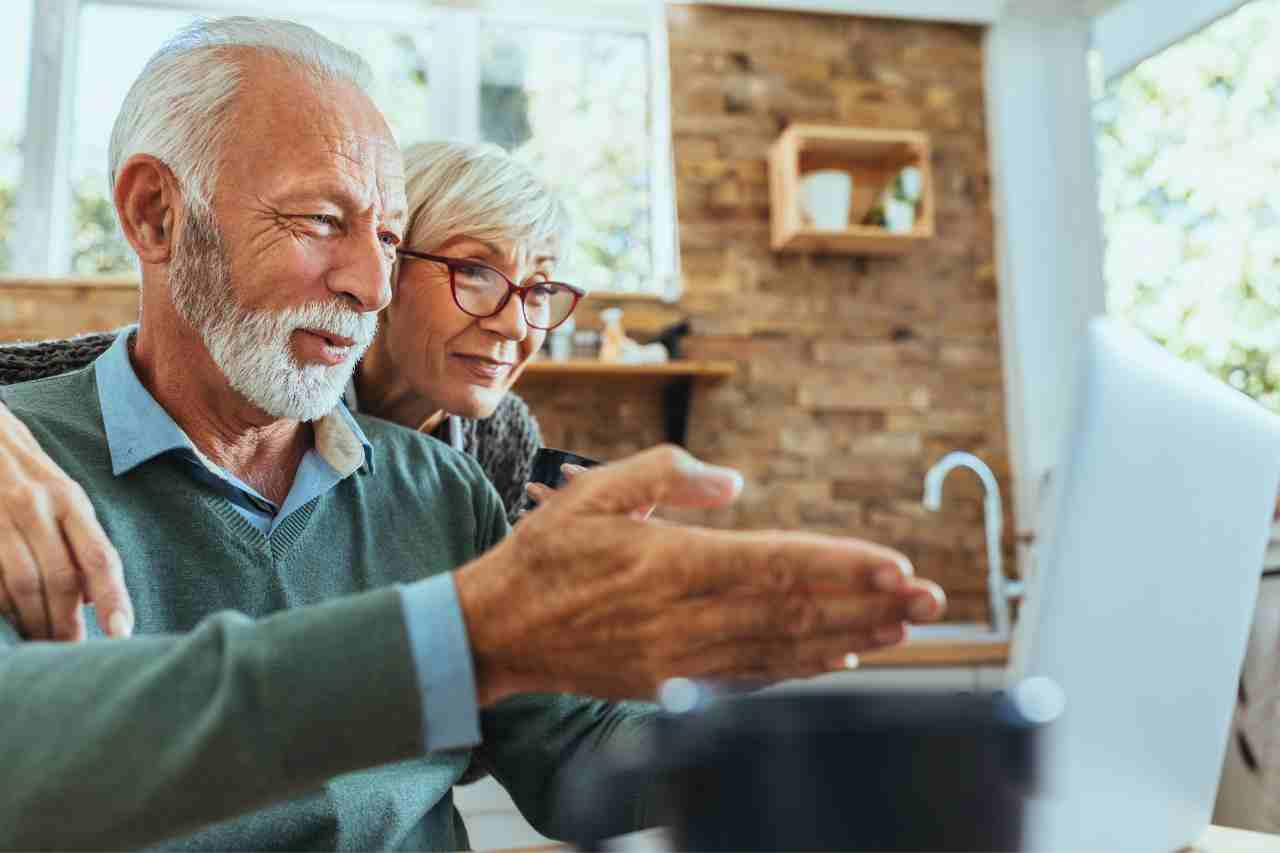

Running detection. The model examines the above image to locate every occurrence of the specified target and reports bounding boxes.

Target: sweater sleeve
[0,587,424,850]
[474,692,662,841]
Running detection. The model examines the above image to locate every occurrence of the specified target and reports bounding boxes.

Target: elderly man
[0,17,945,850]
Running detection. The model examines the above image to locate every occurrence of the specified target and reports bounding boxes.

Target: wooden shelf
[769,124,934,255]
[521,360,736,382]
[519,360,736,446]
[779,225,933,255]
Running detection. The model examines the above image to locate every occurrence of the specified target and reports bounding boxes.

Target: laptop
[1008,318,1280,850]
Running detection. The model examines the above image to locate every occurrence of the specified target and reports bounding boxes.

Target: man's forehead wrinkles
[377,172,407,222]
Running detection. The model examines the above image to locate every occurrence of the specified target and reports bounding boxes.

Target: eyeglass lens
[453,264,577,329]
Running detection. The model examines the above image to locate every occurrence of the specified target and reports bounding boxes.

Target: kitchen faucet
[922,451,1023,636]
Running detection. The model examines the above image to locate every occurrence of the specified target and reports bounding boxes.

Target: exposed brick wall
[523,6,1009,625]
[0,6,1009,624]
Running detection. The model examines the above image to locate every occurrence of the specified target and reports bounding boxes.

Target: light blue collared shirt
[94,328,480,750]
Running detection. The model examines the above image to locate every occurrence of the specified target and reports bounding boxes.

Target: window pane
[72,4,207,276]
[480,24,652,294]
[1096,0,1280,412]
[321,25,433,148]
[0,0,34,273]
[70,4,432,276]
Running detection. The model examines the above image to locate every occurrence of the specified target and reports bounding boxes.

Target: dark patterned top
[0,331,541,525]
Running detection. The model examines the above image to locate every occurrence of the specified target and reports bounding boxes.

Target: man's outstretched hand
[455,445,946,705]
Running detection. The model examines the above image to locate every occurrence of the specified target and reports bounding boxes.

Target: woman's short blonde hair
[400,141,573,267]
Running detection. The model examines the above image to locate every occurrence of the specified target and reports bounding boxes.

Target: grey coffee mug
[527,447,601,489]
[520,447,601,515]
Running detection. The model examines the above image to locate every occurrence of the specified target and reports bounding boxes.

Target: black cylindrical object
[561,685,1058,852]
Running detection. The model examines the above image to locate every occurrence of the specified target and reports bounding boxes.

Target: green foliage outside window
[71,176,135,276]
[1096,0,1280,411]
[480,27,653,294]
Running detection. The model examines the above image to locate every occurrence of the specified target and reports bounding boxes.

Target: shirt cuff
[398,574,482,751]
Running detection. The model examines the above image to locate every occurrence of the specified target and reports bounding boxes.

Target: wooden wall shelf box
[768,124,934,255]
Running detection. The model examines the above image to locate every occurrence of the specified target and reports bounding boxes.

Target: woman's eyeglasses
[396,249,584,331]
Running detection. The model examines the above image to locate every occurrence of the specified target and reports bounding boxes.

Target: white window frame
[11,0,679,299]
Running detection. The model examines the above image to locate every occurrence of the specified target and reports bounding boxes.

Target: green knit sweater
[0,365,654,850]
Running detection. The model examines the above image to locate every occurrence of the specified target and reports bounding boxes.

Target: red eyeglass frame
[396,248,585,331]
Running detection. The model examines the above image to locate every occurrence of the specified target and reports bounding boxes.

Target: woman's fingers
[63,511,131,637]
[19,507,84,642]
[0,571,20,633]
[524,482,555,506]
[0,522,50,639]
[0,400,127,641]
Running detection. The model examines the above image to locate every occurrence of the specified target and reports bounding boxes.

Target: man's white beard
[205,300,376,422]
[169,207,377,422]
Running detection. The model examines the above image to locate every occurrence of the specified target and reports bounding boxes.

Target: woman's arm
[0,332,129,641]
[0,398,131,640]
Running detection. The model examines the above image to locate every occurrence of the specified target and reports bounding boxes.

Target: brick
[797,374,932,412]
[939,341,1002,369]
[811,339,935,368]
[842,431,923,458]
[674,136,719,161]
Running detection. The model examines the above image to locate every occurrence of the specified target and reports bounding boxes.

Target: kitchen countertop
[859,621,1010,668]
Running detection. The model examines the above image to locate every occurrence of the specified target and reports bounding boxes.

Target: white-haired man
[0,17,945,849]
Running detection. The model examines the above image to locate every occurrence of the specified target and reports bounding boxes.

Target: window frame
[10,0,679,299]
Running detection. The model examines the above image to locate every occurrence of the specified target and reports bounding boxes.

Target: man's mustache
[276,300,378,349]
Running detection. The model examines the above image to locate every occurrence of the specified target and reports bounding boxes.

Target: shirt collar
[96,326,373,478]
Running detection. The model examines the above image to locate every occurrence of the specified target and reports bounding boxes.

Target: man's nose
[327,231,393,313]
[480,289,529,342]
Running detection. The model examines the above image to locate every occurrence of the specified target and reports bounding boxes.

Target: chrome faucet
[922,452,1023,636]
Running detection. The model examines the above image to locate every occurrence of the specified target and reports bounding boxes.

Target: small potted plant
[863,166,923,233]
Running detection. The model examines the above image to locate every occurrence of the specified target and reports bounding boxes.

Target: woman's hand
[524,463,656,520]
[0,401,132,641]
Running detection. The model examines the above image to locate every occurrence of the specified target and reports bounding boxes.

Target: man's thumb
[565,445,743,515]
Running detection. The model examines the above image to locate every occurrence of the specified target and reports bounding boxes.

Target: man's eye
[379,232,400,247]
[308,214,340,229]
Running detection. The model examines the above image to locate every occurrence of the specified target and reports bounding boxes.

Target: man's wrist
[399,574,482,750]
[452,555,527,707]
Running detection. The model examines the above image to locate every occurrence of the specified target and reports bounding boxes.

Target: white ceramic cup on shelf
[798,169,852,230]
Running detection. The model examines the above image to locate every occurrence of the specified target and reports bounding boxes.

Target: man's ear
[113,154,182,264]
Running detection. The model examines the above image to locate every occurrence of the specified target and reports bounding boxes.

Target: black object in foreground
[559,681,1062,852]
